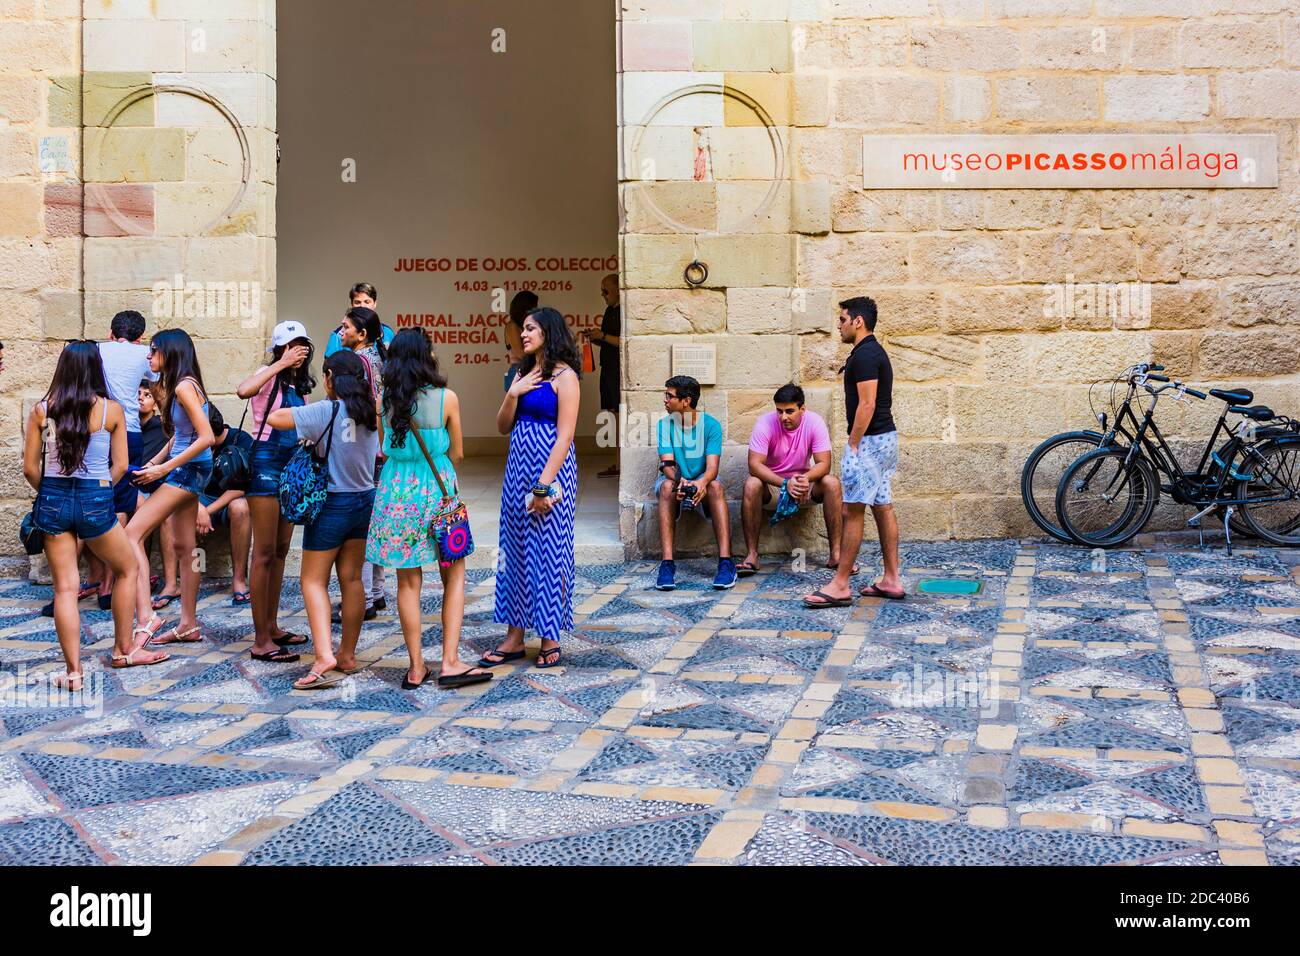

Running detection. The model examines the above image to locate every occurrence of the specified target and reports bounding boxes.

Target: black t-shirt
[139,416,168,464]
[842,336,895,436]
[203,427,254,497]
[598,305,620,372]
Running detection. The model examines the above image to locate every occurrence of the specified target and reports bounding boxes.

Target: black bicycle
[1055,367,1300,550]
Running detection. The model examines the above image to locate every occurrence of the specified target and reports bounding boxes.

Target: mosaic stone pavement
[1,539,1299,866]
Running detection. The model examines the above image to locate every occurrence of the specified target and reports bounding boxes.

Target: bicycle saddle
[1210,388,1253,405]
[1234,405,1275,421]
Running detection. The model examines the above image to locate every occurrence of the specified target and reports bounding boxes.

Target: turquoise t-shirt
[657,412,723,482]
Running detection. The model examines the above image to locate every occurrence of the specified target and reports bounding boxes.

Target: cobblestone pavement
[1,539,1299,866]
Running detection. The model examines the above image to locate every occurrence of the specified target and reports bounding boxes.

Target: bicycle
[1054,366,1300,551]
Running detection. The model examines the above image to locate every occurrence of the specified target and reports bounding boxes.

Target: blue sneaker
[656,560,677,591]
[713,557,738,590]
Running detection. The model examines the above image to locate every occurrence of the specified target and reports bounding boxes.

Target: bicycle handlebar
[1147,374,1170,383]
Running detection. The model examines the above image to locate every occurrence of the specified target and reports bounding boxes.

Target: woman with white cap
[234,320,316,664]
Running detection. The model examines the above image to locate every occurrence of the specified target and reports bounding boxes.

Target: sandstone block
[799,234,908,287]
[1218,70,1300,118]
[0,184,42,239]
[834,75,939,125]
[1183,225,1296,279]
[624,234,696,289]
[792,74,829,127]
[625,288,727,335]
[1199,330,1300,378]
[697,234,796,288]
[996,76,1100,122]
[1025,26,1125,71]
[887,334,981,383]
[1125,25,1180,71]
[727,287,794,334]
[943,76,991,123]
[694,21,791,72]
[624,182,717,234]
[792,179,830,235]
[1021,232,1138,283]
[83,237,184,292]
[83,20,184,72]
[0,21,77,73]
[0,76,42,125]
[832,190,937,234]
[911,234,1019,284]
[620,21,693,72]
[911,26,1020,73]
[1222,278,1300,327]
[1180,21,1280,70]
[84,128,186,183]
[0,129,37,179]
[724,73,792,127]
[1104,75,1210,122]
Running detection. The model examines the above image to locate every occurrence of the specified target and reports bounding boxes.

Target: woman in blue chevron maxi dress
[481,307,581,670]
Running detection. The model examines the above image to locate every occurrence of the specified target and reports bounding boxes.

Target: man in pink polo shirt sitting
[737,384,846,575]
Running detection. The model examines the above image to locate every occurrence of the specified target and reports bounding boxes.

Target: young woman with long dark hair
[483,307,581,670]
[235,321,315,663]
[265,351,379,688]
[123,329,215,658]
[337,306,389,618]
[366,330,491,689]
[23,342,140,686]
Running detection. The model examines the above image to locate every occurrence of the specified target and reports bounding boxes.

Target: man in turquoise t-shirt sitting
[654,375,736,591]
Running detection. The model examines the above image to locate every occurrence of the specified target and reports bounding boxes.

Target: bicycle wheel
[1020,431,1105,543]
[1237,439,1300,546]
[1056,447,1159,548]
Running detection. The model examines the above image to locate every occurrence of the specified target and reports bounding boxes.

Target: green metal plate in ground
[916,578,983,596]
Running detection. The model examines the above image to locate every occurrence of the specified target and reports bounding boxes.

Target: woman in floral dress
[365,329,491,690]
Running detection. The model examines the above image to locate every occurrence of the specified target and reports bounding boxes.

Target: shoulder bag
[278,401,338,525]
[410,422,474,568]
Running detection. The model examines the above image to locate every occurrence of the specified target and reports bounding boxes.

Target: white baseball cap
[268,320,312,352]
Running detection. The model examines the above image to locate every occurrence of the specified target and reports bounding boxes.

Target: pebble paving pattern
[0,541,1298,865]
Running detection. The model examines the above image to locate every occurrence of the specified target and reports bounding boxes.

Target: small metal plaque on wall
[672,344,717,385]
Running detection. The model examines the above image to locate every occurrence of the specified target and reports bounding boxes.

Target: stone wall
[616,0,1300,556]
[0,0,276,572]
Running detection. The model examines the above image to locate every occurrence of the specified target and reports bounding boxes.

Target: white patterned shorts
[842,431,898,506]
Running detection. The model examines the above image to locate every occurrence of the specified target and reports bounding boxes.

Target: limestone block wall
[0,0,276,571]
[617,0,1300,555]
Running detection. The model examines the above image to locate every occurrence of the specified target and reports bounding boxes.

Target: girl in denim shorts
[235,322,315,664]
[124,330,216,657]
[265,351,379,688]
[23,342,144,686]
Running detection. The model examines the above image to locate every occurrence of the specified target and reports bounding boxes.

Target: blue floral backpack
[278,401,339,525]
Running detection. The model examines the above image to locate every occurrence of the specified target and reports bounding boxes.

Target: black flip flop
[535,647,562,669]
[251,647,301,663]
[478,647,526,667]
[401,666,436,690]
[273,631,309,647]
[860,584,906,600]
[437,668,494,689]
[803,590,853,609]
[734,561,760,577]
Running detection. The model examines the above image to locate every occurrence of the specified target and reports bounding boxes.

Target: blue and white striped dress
[493,369,577,642]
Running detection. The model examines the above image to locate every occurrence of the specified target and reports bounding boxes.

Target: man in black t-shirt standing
[585,273,621,477]
[804,296,903,608]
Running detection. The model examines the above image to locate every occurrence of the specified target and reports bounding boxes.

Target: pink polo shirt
[748,410,832,480]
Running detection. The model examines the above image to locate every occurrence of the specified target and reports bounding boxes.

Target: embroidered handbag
[278,401,338,525]
[410,426,474,568]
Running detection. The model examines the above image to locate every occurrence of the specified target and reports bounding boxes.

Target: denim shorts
[34,477,118,541]
[165,460,213,496]
[842,430,898,506]
[198,492,231,529]
[112,431,143,515]
[303,490,375,552]
[247,441,295,498]
[654,474,713,522]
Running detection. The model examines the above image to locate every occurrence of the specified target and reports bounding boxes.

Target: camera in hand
[680,483,698,511]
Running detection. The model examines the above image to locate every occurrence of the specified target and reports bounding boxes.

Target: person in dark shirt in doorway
[584,273,621,477]
[804,295,903,608]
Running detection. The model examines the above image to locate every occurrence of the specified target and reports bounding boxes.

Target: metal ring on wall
[89,84,253,236]
[683,260,709,287]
